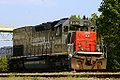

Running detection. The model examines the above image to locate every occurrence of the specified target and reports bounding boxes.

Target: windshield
[69,25,88,31]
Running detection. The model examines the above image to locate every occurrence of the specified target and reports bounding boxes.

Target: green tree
[70,15,81,20]
[91,13,98,24]
[98,0,120,69]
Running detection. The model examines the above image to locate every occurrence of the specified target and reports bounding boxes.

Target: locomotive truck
[9,18,107,70]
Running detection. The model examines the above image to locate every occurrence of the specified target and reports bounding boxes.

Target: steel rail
[0,72,120,78]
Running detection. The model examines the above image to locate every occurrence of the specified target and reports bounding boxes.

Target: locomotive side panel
[13,21,65,56]
[32,22,64,55]
[52,25,63,53]
[32,28,53,55]
[13,27,32,56]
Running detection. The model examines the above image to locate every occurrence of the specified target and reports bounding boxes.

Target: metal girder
[0,32,13,41]
[0,25,14,32]
[0,26,14,42]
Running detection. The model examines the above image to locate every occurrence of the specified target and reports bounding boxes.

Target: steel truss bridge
[0,25,14,41]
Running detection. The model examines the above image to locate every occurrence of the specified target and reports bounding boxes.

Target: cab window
[55,24,62,36]
[64,26,68,32]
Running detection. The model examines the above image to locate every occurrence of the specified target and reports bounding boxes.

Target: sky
[0,0,102,47]
[0,0,102,28]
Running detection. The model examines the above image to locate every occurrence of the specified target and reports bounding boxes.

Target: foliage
[70,15,81,20]
[91,13,98,25]
[0,56,8,71]
[97,0,120,69]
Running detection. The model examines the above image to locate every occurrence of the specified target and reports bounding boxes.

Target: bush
[0,56,8,72]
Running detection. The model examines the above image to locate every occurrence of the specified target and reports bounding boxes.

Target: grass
[0,77,88,80]
[0,77,116,80]
[0,56,8,72]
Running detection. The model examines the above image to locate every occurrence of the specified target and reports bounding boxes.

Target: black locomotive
[9,18,107,70]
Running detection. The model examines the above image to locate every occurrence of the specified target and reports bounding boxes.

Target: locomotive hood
[54,18,69,27]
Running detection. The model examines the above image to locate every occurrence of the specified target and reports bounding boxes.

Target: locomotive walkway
[0,72,120,78]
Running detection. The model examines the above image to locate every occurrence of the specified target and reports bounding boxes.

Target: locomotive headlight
[68,53,72,58]
[98,48,100,52]
[78,43,84,51]
[81,48,84,51]
[97,45,100,52]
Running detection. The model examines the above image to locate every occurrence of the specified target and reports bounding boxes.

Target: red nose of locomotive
[75,31,96,52]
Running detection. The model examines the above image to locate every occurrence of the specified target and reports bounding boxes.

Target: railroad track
[0,72,120,78]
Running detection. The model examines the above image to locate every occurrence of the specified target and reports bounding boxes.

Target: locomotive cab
[66,19,107,70]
